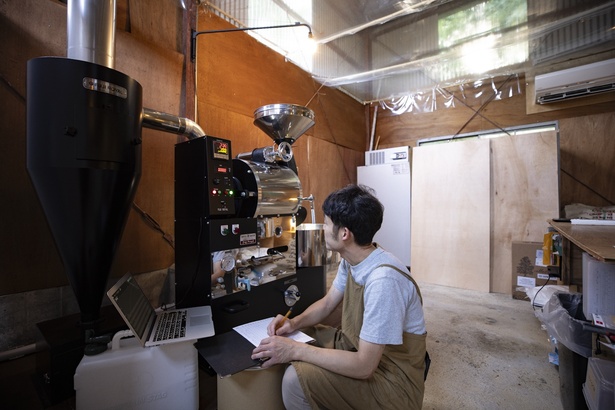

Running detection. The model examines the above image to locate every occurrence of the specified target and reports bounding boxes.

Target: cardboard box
[512,241,558,301]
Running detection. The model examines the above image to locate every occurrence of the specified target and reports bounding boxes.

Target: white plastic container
[74,331,198,410]
[582,356,615,410]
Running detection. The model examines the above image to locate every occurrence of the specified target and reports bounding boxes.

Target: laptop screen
[109,275,154,339]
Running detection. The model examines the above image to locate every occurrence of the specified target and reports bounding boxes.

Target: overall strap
[375,264,423,305]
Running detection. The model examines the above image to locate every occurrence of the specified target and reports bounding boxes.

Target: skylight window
[247,0,314,71]
[436,0,528,82]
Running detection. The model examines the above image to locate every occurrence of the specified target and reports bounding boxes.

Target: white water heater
[358,147,411,267]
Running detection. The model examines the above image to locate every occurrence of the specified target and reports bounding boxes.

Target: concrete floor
[420,281,562,410]
[0,280,564,409]
[204,279,564,409]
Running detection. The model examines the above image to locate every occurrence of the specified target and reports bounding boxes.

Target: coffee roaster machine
[175,103,327,333]
[24,0,327,403]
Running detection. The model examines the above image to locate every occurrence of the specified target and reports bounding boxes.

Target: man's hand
[251,336,299,368]
[267,314,294,336]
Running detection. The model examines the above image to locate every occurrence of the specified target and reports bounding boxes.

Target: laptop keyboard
[153,310,187,342]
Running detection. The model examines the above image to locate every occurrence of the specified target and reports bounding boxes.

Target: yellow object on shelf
[543,232,553,266]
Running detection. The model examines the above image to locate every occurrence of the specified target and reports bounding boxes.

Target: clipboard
[195,317,313,377]
[195,330,261,377]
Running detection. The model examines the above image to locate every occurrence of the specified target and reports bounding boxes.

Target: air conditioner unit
[535,58,615,104]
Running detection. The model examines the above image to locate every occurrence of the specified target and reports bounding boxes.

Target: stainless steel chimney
[67,0,116,68]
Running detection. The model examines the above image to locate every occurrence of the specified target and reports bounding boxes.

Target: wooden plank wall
[0,0,186,293]
[3,1,612,297]
[375,76,615,211]
[0,1,365,295]
[376,76,614,294]
[491,132,559,294]
[412,131,560,294]
[559,114,615,209]
[411,140,492,292]
[194,11,365,224]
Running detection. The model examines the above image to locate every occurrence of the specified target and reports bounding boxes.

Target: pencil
[275,307,293,331]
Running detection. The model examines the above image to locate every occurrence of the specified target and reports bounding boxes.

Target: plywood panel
[491,131,559,294]
[559,112,615,208]
[195,13,365,152]
[300,137,363,223]
[375,75,614,238]
[375,76,615,149]
[129,0,183,52]
[198,103,273,152]
[411,140,491,292]
[0,1,69,293]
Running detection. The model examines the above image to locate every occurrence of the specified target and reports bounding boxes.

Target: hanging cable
[131,202,175,249]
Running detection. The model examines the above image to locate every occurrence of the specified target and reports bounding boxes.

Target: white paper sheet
[233,317,314,347]
[571,219,615,225]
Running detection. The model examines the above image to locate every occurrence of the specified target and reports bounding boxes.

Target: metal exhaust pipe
[143,108,206,141]
[68,0,116,68]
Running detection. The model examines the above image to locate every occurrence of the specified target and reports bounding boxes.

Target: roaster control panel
[206,137,235,216]
[175,136,236,220]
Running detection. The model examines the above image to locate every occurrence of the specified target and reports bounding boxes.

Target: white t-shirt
[332,247,426,345]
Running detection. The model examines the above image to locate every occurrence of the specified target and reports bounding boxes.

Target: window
[435,0,528,83]
[417,122,557,146]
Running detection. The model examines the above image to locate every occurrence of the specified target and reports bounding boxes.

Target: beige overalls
[293,265,426,409]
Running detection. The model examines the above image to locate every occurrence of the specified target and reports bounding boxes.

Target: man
[251,184,427,409]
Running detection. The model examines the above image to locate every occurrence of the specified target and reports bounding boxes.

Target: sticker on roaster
[240,233,257,245]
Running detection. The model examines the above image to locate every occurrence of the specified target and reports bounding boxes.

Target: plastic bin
[582,357,615,410]
[535,292,593,410]
[74,331,198,410]
[536,292,592,358]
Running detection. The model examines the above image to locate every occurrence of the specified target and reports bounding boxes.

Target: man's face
[323,215,343,252]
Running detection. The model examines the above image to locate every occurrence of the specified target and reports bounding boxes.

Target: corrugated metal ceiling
[201,0,615,110]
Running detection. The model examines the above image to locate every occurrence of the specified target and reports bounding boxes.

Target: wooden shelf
[548,220,615,263]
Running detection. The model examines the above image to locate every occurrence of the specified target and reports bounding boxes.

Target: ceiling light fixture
[191,22,313,62]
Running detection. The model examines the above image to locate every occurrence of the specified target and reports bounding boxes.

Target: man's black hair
[322,184,383,246]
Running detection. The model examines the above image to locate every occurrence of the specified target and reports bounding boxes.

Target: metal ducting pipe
[143,108,206,141]
[67,1,205,142]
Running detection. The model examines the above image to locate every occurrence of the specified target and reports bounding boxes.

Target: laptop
[107,273,215,347]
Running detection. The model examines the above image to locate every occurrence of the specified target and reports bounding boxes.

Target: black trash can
[558,341,588,410]
[536,292,592,410]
